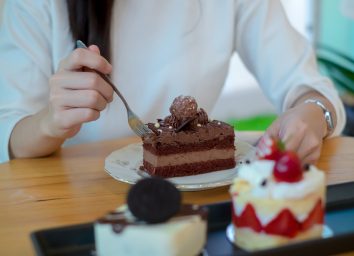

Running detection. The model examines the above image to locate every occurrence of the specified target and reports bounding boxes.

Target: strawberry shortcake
[229,135,325,251]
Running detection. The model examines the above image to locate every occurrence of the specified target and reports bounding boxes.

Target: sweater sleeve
[0,0,52,163]
[234,0,346,136]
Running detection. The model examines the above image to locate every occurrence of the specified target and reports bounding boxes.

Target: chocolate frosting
[143,120,234,148]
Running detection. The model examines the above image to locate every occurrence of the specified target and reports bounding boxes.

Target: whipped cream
[235,160,325,200]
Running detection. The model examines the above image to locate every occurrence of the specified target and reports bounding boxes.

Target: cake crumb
[154,123,160,128]
[139,165,145,171]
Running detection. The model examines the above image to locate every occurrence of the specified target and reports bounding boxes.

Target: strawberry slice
[264,209,300,238]
[234,204,262,232]
[273,151,303,183]
[301,199,324,231]
[256,135,285,161]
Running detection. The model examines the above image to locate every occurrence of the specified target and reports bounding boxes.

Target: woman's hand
[41,45,113,139]
[9,45,114,159]
[265,99,330,164]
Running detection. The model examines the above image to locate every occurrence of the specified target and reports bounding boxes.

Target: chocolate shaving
[175,116,197,132]
[165,115,180,128]
[304,164,310,171]
[112,224,125,233]
[147,123,160,135]
[197,108,209,125]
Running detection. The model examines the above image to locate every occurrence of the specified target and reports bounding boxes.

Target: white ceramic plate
[104,138,255,191]
[226,223,333,245]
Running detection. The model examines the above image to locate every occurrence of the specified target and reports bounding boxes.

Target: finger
[56,108,100,130]
[296,134,321,161]
[265,118,280,138]
[302,147,321,165]
[52,90,108,111]
[50,72,114,102]
[281,126,304,152]
[88,44,100,55]
[59,48,112,74]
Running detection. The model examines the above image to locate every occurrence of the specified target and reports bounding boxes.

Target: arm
[10,46,113,159]
[234,0,346,163]
[0,1,113,161]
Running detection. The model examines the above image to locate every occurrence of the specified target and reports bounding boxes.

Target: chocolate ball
[169,95,198,121]
[127,177,181,223]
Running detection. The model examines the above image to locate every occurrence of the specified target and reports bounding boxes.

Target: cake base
[143,158,236,177]
[95,205,207,256]
[226,224,325,251]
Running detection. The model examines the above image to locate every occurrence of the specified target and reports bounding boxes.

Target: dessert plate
[104,138,255,191]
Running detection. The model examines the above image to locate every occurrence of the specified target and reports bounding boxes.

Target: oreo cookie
[127,177,181,223]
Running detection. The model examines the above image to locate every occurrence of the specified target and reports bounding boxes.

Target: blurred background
[0,0,353,135]
[211,0,354,135]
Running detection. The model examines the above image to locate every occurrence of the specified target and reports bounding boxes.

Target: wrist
[38,107,66,140]
[304,99,334,138]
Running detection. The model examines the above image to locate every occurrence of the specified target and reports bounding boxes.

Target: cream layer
[232,190,324,225]
[234,225,323,251]
[143,149,234,167]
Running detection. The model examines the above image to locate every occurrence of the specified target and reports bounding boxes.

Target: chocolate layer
[144,148,235,167]
[144,136,234,155]
[143,158,236,177]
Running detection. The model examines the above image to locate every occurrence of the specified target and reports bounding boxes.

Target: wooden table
[1,134,354,255]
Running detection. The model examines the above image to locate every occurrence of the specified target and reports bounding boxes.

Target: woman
[0,0,346,164]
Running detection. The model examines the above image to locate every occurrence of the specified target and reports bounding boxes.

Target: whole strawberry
[273,151,303,183]
[256,135,285,161]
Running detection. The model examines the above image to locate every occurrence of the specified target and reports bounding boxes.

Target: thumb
[88,44,101,55]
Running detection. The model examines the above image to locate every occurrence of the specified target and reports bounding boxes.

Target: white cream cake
[229,159,325,251]
[94,177,208,256]
[94,205,207,256]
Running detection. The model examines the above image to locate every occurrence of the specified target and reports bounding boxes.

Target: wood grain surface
[1,133,354,255]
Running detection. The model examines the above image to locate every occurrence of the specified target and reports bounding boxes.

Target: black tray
[31,182,354,256]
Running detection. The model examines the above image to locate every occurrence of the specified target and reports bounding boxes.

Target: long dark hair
[66,0,114,61]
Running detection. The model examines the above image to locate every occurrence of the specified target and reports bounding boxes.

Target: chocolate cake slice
[142,95,236,178]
